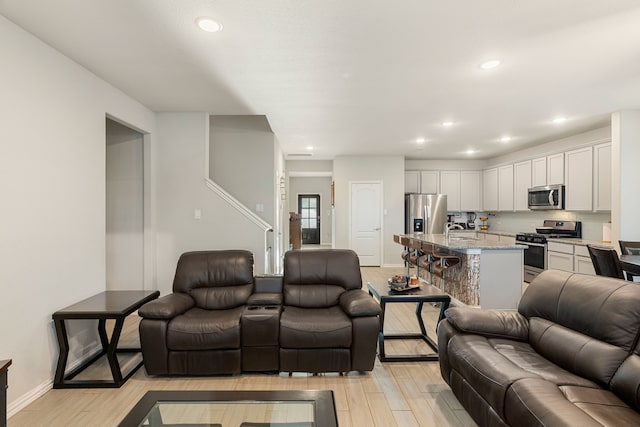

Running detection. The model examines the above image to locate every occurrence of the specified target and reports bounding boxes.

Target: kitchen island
[395,233,526,309]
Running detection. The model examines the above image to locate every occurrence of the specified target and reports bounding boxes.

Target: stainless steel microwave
[528,184,565,210]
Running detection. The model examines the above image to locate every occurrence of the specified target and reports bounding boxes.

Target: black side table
[1,359,11,427]
[52,290,159,388]
[367,281,450,362]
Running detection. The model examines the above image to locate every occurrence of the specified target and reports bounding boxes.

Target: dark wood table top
[52,290,160,320]
[620,255,640,275]
[367,281,450,301]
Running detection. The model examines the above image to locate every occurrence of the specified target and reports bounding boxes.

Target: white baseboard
[381,263,405,268]
[8,343,102,419]
[7,378,52,418]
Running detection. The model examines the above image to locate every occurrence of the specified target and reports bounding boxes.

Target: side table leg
[107,317,125,385]
[415,302,427,337]
[53,319,69,386]
[378,301,387,360]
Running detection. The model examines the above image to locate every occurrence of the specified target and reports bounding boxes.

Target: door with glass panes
[298,194,320,244]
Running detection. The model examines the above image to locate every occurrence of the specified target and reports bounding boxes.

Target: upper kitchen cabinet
[532,157,547,187]
[460,171,482,211]
[514,160,532,211]
[483,168,498,211]
[405,170,439,194]
[547,153,564,185]
[531,153,564,186]
[498,164,514,211]
[565,146,593,211]
[440,171,461,211]
[404,171,420,193]
[420,171,440,194]
[593,143,612,211]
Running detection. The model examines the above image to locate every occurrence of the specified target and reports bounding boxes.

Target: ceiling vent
[288,153,313,157]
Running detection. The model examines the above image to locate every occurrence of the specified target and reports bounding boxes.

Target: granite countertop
[398,233,526,254]
[546,237,613,248]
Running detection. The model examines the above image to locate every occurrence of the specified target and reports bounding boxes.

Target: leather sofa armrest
[138,293,194,319]
[340,290,381,317]
[247,292,283,306]
[444,307,529,341]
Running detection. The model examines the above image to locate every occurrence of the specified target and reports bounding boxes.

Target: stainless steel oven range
[516,220,582,282]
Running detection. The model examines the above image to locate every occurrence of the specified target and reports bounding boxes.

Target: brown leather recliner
[279,249,381,373]
[139,250,254,375]
[438,270,640,426]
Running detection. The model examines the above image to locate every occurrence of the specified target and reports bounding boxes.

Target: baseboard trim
[8,343,102,419]
[381,263,405,268]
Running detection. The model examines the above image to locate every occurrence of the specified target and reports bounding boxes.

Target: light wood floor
[9,266,475,427]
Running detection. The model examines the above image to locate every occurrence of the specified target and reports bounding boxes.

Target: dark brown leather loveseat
[438,269,640,427]
[138,249,381,375]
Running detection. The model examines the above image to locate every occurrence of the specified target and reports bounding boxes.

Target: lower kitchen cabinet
[574,245,596,275]
[547,241,574,272]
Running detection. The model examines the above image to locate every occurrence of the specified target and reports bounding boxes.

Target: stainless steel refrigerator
[405,194,448,234]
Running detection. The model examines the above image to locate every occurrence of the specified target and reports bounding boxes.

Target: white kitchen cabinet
[460,171,482,211]
[565,147,593,211]
[420,171,440,194]
[514,160,532,211]
[593,143,612,211]
[574,245,596,275]
[548,241,574,272]
[548,251,574,272]
[547,153,564,185]
[440,171,461,211]
[404,171,420,193]
[483,168,498,211]
[532,157,547,187]
[498,164,514,211]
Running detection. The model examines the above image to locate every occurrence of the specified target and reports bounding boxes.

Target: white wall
[289,176,333,245]
[209,115,276,225]
[333,156,404,266]
[612,111,640,244]
[0,16,156,412]
[106,119,144,290]
[155,113,268,293]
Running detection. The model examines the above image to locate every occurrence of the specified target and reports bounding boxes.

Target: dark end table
[1,359,11,427]
[52,290,159,388]
[367,281,450,362]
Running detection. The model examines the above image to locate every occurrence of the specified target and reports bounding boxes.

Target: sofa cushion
[448,334,600,419]
[447,334,540,417]
[505,378,640,427]
[191,284,252,310]
[167,307,243,350]
[611,345,640,412]
[280,306,352,348]
[528,317,630,387]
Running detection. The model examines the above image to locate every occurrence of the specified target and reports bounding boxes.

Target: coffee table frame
[52,290,159,388]
[118,390,337,427]
[367,281,450,362]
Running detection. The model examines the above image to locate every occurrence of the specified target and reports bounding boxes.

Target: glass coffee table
[118,390,337,427]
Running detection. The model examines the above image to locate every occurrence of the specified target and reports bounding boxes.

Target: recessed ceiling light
[466,149,475,155]
[196,17,223,33]
[416,137,426,144]
[480,59,501,70]
[306,146,314,151]
[552,116,567,124]
[442,121,455,127]
[500,136,512,143]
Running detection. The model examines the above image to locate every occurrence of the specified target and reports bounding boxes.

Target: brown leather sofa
[437,270,640,427]
[139,249,381,375]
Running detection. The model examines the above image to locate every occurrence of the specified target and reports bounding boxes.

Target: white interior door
[350,181,382,266]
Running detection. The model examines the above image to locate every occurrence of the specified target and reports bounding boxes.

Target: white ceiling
[3,1,640,160]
